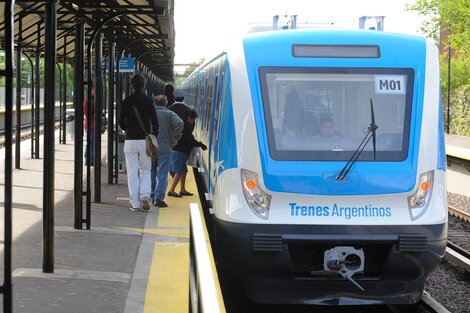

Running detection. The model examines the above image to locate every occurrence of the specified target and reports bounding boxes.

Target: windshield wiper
[336,98,378,181]
[370,98,377,160]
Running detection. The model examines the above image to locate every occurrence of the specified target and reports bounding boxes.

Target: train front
[214,29,447,305]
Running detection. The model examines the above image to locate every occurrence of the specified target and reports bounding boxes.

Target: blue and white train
[182,28,447,305]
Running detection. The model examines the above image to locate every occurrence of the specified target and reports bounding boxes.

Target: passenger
[84,83,95,166]
[168,88,190,178]
[167,109,207,197]
[168,88,189,119]
[283,87,304,136]
[151,95,184,208]
[118,74,159,212]
[304,111,320,136]
[319,117,341,138]
[165,83,176,107]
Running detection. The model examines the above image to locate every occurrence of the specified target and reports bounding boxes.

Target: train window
[204,82,214,132]
[211,74,224,151]
[259,67,414,161]
[292,44,380,58]
[198,81,207,131]
[194,83,200,112]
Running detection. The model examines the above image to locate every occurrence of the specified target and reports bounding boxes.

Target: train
[181,28,447,305]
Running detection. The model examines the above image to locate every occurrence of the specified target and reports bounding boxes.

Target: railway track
[0,121,64,148]
[445,204,470,278]
[448,205,470,222]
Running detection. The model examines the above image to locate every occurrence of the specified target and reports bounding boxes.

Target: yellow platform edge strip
[144,242,189,313]
[144,167,226,312]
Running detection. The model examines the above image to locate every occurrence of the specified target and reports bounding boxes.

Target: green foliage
[406,0,441,41]
[440,55,470,96]
[172,59,204,88]
[449,85,470,136]
[407,0,470,58]
[408,0,470,135]
[0,52,74,102]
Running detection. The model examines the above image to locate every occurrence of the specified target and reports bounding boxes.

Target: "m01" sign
[374,75,406,95]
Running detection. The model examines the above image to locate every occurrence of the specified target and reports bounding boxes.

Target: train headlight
[241,169,272,220]
[407,171,434,221]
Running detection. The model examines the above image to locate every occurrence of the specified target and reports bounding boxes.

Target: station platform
[445,133,470,161]
[445,134,470,198]
[0,133,222,313]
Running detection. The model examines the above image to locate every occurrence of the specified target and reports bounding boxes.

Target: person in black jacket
[167,109,206,197]
[164,83,175,107]
[168,88,189,119]
[118,74,159,211]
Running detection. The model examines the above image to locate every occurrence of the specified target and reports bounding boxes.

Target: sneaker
[142,197,150,211]
[129,207,140,212]
[153,199,168,208]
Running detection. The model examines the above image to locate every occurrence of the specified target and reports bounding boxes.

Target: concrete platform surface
[0,134,203,313]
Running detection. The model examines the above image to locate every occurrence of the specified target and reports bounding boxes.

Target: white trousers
[124,139,151,208]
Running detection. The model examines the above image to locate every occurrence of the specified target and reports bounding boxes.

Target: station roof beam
[0,0,175,81]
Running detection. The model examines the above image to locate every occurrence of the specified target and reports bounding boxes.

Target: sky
[173,0,426,71]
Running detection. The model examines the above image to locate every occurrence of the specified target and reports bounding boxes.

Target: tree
[173,59,204,88]
[450,85,470,136]
[408,0,470,136]
[407,0,470,58]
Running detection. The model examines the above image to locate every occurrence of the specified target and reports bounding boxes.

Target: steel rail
[445,241,470,274]
[448,205,470,222]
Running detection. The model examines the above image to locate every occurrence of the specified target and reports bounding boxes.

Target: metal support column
[125,54,131,96]
[446,44,451,134]
[107,38,115,184]
[61,41,67,144]
[24,53,35,159]
[85,41,93,230]
[56,63,62,141]
[114,52,121,184]
[2,2,15,311]
[34,24,41,159]
[73,21,85,229]
[94,33,103,202]
[15,18,22,169]
[43,0,58,273]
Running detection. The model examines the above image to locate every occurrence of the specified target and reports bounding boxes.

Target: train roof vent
[244,15,334,34]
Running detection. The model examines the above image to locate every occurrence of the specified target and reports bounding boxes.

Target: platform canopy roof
[0,0,175,81]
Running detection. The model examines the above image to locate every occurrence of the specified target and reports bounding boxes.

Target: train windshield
[259,67,414,161]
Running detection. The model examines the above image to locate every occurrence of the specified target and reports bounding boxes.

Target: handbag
[132,106,158,157]
[146,134,158,156]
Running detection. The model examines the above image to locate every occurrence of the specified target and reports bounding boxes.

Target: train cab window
[259,67,414,161]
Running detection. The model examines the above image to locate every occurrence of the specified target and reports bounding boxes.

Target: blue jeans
[151,150,172,202]
[85,130,94,165]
